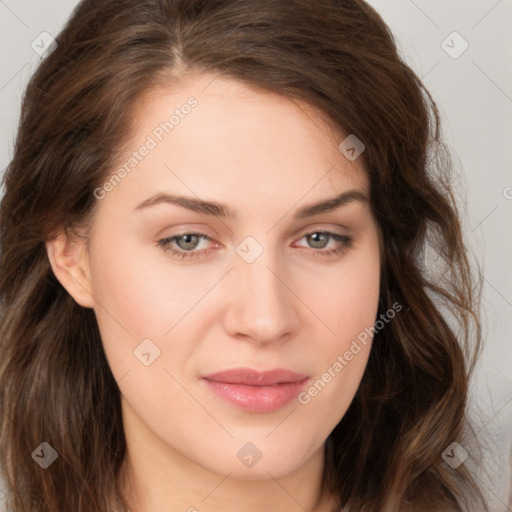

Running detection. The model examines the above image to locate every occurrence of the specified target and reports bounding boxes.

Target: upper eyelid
[160,221,350,238]
[152,210,359,238]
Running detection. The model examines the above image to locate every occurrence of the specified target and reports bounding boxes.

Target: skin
[46,72,381,512]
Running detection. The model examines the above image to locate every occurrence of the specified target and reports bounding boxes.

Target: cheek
[298,244,380,414]
[313,243,381,353]
[88,234,209,334]
[86,231,228,385]
[336,257,380,339]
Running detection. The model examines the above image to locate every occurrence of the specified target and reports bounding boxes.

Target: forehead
[130,72,358,160]
[102,72,369,216]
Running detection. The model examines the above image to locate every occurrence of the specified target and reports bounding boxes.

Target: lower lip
[201,378,309,413]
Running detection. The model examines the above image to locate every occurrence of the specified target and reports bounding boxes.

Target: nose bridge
[225,234,298,343]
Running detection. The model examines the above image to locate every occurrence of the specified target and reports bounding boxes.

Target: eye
[157,230,353,260]
[158,232,214,260]
[293,230,353,258]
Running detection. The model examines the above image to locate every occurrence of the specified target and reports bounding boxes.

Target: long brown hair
[0,0,486,510]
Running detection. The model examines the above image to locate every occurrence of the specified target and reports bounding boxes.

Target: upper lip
[201,368,309,386]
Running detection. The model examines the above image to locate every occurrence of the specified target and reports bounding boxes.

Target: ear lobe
[45,228,95,308]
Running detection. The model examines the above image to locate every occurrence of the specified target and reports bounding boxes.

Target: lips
[200,368,309,413]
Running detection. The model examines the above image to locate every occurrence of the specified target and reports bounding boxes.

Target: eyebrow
[133,189,367,219]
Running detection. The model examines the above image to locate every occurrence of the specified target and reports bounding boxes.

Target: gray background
[1,0,511,510]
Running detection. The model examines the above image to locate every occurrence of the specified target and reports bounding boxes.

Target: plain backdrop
[1,0,511,510]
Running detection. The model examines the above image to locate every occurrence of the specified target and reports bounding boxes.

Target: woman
[0,0,487,510]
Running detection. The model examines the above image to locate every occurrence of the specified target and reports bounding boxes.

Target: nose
[222,242,300,346]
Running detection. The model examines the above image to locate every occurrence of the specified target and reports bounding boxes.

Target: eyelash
[157,230,353,261]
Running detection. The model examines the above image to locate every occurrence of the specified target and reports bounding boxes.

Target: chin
[196,438,318,481]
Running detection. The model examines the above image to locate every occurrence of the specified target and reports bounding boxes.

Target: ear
[45,227,95,308]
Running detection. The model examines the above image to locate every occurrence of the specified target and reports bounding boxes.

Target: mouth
[200,368,310,413]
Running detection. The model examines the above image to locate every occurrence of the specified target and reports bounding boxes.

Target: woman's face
[62,73,381,481]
